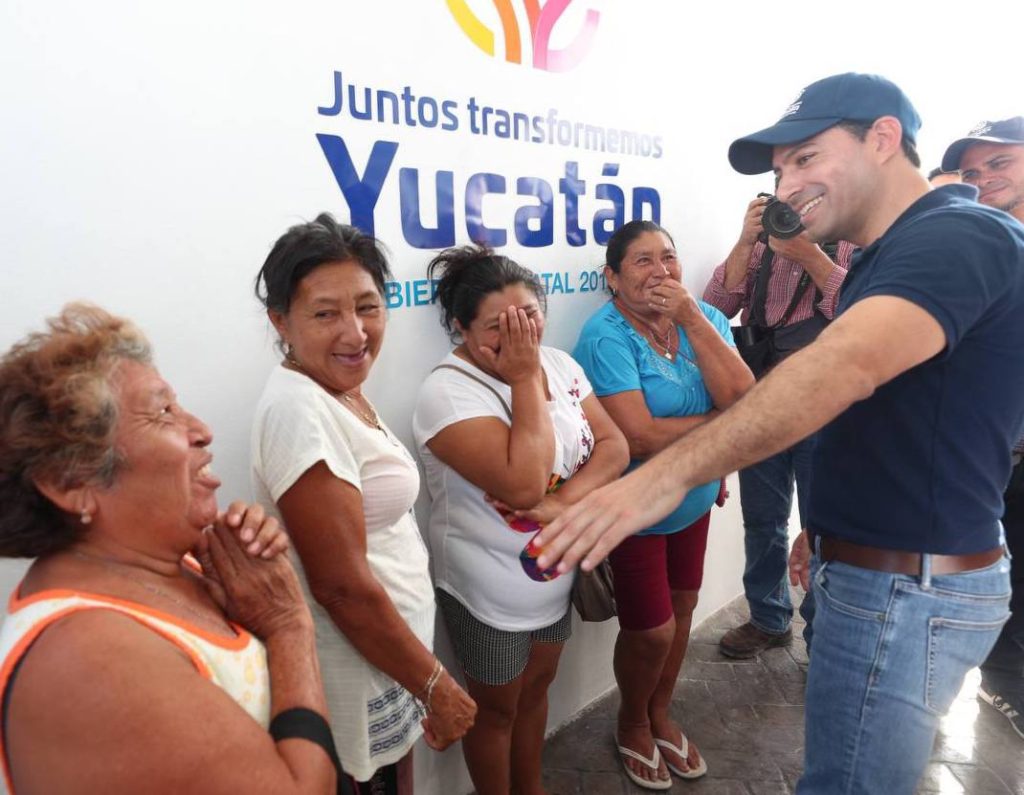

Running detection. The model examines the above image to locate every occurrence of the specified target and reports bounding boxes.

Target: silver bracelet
[417,658,444,713]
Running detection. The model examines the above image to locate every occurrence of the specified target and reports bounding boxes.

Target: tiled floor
[541,594,1024,794]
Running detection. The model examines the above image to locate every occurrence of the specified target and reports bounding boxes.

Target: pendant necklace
[647,324,677,360]
[614,298,677,360]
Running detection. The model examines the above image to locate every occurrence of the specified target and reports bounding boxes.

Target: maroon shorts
[608,511,712,631]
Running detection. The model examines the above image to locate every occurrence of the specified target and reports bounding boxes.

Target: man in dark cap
[943,116,1024,742]
[534,73,1024,793]
[944,117,1024,221]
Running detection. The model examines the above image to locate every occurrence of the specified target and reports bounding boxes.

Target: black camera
[757,192,804,241]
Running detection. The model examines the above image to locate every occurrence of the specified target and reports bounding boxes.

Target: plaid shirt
[703,239,856,327]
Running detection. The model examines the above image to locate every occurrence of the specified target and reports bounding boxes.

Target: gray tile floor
[541,595,1024,794]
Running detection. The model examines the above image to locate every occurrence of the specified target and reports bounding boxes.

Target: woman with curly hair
[0,303,340,795]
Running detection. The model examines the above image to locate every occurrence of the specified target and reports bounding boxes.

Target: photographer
[703,195,854,659]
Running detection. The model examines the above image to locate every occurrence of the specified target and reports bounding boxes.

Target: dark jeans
[980,458,1024,702]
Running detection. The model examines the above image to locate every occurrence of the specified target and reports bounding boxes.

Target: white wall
[2,2,1021,793]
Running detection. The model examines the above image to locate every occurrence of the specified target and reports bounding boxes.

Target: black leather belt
[807,531,1004,576]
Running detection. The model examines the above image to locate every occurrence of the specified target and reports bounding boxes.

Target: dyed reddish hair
[0,303,151,557]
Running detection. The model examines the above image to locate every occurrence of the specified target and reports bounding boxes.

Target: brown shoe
[719,621,792,659]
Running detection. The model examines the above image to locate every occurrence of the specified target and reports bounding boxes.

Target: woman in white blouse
[250,214,475,794]
[413,246,628,795]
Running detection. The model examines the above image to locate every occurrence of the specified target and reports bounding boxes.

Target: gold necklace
[284,354,383,431]
[71,551,229,632]
[340,391,383,431]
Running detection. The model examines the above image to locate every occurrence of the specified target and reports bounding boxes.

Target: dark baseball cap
[941,116,1024,171]
[728,72,922,175]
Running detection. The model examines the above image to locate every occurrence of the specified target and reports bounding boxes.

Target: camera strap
[751,242,839,330]
[748,243,776,328]
[775,273,814,329]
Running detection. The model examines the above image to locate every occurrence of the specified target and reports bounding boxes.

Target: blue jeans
[798,551,1010,795]
[738,433,817,639]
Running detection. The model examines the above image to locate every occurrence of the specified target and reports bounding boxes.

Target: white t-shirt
[412,347,595,631]
[250,366,434,781]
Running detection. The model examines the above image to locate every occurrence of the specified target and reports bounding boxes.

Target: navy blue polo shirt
[809,185,1024,554]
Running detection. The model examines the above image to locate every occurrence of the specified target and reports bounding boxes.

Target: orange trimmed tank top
[0,584,271,794]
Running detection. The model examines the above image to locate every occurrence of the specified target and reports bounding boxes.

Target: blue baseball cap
[728,72,922,175]
[941,116,1024,171]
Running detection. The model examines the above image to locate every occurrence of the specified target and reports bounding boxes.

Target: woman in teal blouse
[573,220,753,790]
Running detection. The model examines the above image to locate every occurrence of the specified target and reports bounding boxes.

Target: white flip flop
[614,739,672,791]
[654,731,708,779]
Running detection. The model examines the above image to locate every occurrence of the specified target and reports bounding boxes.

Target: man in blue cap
[533,73,1024,793]
[943,116,1024,742]
[943,116,1024,219]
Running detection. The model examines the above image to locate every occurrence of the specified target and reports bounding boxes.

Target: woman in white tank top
[0,303,339,795]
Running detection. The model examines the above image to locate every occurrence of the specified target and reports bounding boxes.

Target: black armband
[269,707,352,794]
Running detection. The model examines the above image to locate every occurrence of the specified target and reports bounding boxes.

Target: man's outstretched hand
[535,463,690,573]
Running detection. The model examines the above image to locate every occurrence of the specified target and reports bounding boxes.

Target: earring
[80,509,92,525]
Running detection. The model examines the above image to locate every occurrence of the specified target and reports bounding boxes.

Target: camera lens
[761,199,804,240]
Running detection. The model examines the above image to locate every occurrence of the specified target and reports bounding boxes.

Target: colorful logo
[520,532,561,581]
[446,0,600,72]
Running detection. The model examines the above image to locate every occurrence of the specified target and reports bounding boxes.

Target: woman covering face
[0,303,339,795]
[572,221,755,790]
[412,246,629,795]
[250,214,475,795]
